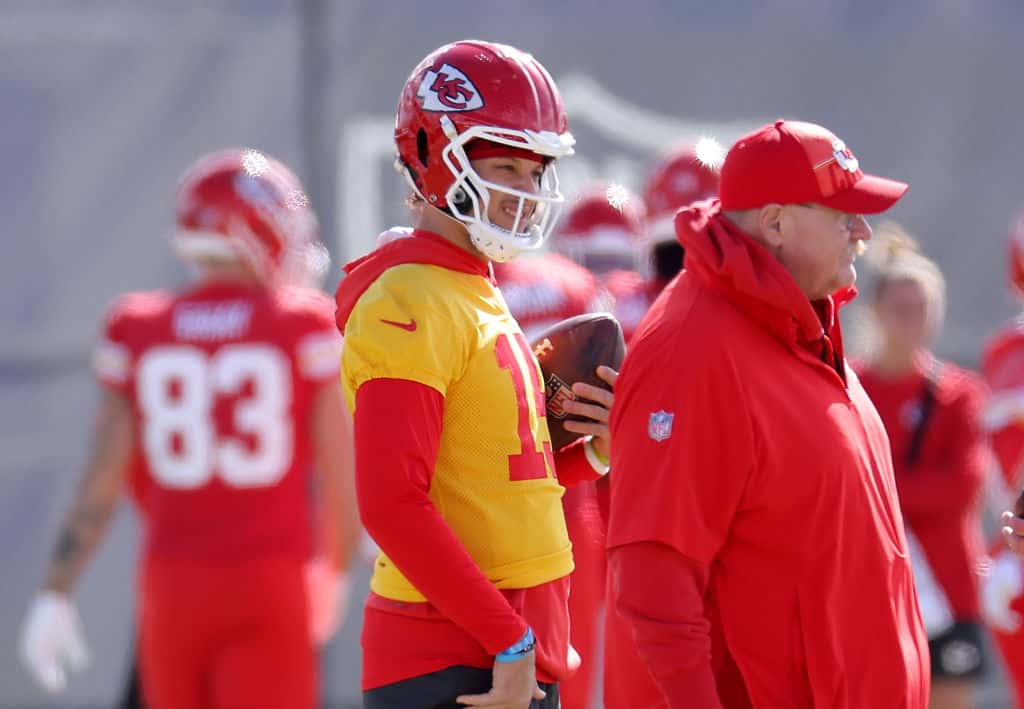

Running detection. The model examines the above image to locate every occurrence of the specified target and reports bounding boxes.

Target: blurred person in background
[19,148,360,709]
[550,183,647,344]
[640,143,721,289]
[335,40,615,709]
[855,224,989,709]
[495,192,618,709]
[606,119,928,708]
[983,215,1024,707]
[493,248,609,342]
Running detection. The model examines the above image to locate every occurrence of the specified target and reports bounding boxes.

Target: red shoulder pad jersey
[493,252,610,340]
[604,202,929,709]
[983,320,1024,490]
[856,356,987,621]
[92,282,341,561]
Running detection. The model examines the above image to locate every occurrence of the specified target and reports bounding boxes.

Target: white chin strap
[467,220,544,263]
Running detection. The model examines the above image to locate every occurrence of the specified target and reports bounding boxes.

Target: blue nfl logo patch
[648,410,674,442]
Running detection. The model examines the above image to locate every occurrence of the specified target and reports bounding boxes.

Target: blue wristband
[495,627,536,663]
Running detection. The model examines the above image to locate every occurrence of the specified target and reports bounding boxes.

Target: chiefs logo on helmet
[416,63,484,112]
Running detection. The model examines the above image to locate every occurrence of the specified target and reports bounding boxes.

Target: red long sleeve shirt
[856,356,988,619]
[354,370,599,690]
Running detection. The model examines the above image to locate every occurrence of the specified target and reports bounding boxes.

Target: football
[530,312,626,451]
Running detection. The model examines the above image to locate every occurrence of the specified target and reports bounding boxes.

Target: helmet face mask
[439,124,569,262]
[394,41,574,262]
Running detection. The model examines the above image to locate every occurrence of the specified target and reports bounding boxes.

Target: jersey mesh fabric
[342,262,573,601]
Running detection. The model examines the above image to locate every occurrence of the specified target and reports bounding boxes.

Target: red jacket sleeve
[354,377,527,655]
[608,542,723,709]
[896,380,988,519]
[605,330,755,707]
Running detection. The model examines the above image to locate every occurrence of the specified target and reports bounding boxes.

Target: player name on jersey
[173,301,254,341]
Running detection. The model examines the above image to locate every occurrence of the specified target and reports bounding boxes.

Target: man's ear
[758,204,785,249]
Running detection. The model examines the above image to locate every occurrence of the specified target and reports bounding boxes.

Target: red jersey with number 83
[93,281,341,561]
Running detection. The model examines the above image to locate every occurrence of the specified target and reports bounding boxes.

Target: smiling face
[469,156,546,234]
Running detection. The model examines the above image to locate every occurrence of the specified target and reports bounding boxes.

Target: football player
[19,148,360,709]
[984,215,1024,706]
[336,40,615,708]
[550,184,647,345]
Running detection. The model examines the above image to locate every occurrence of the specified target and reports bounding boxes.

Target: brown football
[530,312,626,451]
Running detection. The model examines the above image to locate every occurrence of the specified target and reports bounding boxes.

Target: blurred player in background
[336,40,615,708]
[19,148,360,709]
[983,215,1024,707]
[494,240,610,709]
[855,224,989,709]
[606,144,721,343]
[493,252,609,342]
[551,183,647,344]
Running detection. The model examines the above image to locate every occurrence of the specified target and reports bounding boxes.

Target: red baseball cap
[719,119,908,214]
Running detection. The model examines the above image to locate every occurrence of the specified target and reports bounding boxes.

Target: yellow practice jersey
[342,261,573,602]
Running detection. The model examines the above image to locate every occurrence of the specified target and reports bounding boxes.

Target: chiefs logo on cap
[830,139,860,173]
[417,63,484,112]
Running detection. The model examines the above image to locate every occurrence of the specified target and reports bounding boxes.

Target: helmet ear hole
[451,182,479,216]
[417,128,429,167]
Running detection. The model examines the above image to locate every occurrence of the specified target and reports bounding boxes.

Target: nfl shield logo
[648,410,674,442]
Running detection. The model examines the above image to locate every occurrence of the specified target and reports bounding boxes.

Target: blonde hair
[866,221,947,331]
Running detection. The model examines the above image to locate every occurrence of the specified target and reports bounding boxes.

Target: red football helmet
[173,148,325,285]
[643,145,720,241]
[1010,212,1024,299]
[394,40,575,262]
[551,183,646,275]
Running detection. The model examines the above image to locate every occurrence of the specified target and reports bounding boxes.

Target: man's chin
[831,264,857,292]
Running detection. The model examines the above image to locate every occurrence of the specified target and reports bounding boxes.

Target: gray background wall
[2,1,1021,706]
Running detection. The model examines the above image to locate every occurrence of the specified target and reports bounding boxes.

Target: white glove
[305,558,351,647]
[20,591,90,693]
[982,551,1024,634]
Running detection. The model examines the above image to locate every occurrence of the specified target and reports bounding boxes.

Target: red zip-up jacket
[605,200,930,708]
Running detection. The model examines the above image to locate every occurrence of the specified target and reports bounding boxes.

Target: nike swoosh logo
[380,318,417,332]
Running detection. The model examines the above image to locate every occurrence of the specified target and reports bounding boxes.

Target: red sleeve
[896,381,988,518]
[606,333,754,563]
[992,426,1024,490]
[604,331,753,707]
[355,377,527,654]
[608,542,723,709]
[553,438,603,487]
